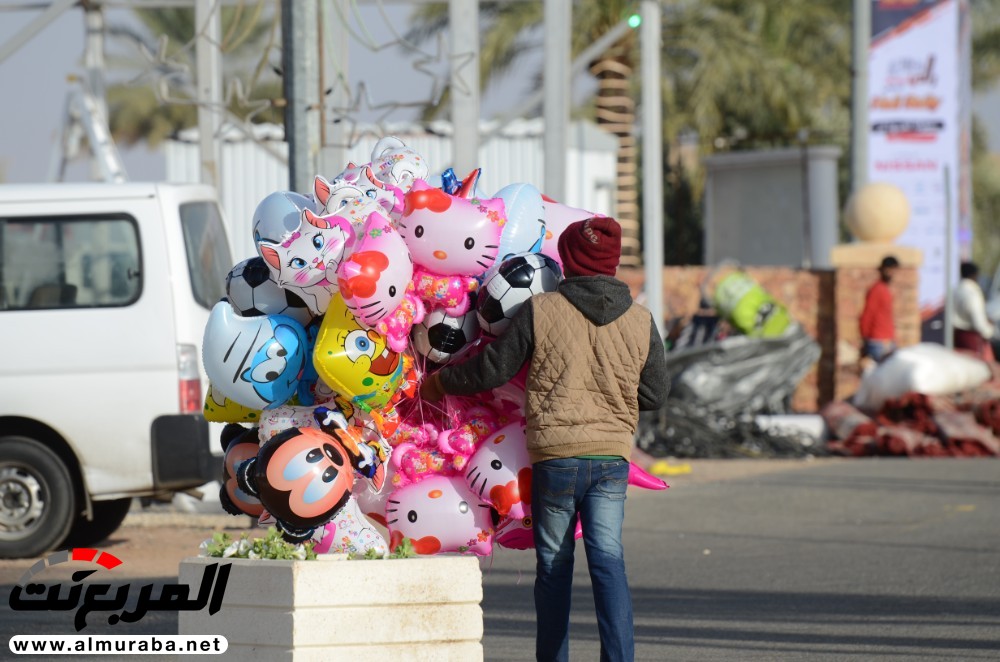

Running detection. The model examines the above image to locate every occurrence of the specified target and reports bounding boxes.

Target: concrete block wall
[619,264,920,411]
[179,556,484,662]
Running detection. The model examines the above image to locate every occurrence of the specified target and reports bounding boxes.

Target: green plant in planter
[201,527,317,560]
[348,537,417,560]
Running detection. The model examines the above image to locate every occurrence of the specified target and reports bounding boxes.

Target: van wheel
[62,498,133,548]
[0,437,76,559]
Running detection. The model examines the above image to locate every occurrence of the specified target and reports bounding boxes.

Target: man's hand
[420,372,445,403]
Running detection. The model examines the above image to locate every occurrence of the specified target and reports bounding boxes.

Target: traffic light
[627,13,642,29]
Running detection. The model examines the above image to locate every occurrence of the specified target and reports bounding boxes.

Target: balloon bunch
[201,135,663,557]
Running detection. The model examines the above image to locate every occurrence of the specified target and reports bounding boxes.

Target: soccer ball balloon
[225,257,313,326]
[411,304,481,366]
[477,252,562,336]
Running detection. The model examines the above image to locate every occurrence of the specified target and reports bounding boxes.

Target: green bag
[713,272,791,338]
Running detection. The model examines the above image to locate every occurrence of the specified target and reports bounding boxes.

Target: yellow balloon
[313,294,407,411]
[203,384,262,423]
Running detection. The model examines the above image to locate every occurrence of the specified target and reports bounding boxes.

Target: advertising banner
[868,0,972,312]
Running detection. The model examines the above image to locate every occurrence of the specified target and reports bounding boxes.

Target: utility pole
[851,0,870,193]
[195,0,223,189]
[282,0,321,193]
[543,0,570,201]
[640,0,664,337]
[449,0,479,177]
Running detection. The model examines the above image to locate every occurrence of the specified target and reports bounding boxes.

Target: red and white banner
[868,0,972,312]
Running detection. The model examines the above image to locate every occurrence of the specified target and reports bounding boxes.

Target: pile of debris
[638,270,825,459]
[637,401,827,459]
[823,386,1000,457]
[821,343,1000,458]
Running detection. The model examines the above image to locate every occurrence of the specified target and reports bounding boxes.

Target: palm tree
[105,4,282,147]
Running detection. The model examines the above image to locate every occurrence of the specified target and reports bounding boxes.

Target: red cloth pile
[823,388,1000,457]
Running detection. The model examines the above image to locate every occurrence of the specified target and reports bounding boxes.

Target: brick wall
[619,264,920,411]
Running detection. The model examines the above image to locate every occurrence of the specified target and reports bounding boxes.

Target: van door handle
[127,267,141,280]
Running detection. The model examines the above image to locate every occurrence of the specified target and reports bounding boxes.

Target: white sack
[853,343,991,412]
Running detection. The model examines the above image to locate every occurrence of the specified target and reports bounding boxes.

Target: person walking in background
[860,255,899,363]
[952,261,995,360]
[420,217,668,662]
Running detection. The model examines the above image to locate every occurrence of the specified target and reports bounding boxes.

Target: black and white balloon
[411,303,481,366]
[225,257,313,326]
[477,252,562,336]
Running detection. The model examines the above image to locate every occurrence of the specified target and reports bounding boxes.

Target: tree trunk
[590,56,639,266]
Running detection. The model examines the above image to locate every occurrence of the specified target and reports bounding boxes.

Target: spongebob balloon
[313,294,407,411]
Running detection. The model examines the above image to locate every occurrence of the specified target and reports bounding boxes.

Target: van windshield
[179,201,232,310]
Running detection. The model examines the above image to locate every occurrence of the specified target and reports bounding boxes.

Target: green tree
[106,3,282,147]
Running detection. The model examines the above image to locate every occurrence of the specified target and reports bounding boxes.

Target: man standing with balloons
[421,217,668,662]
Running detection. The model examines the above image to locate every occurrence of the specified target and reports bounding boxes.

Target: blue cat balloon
[202,301,309,410]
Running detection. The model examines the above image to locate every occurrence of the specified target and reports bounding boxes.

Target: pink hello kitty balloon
[399,178,505,313]
[386,475,494,556]
[337,211,413,331]
[465,422,531,520]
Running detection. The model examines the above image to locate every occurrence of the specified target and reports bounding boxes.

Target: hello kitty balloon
[399,177,505,315]
[465,422,532,520]
[253,191,356,315]
[337,211,413,332]
[386,474,494,556]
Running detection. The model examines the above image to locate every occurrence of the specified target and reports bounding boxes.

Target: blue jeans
[862,339,895,363]
[532,457,633,662]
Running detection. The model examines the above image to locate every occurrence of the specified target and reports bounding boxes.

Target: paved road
[1,458,997,661]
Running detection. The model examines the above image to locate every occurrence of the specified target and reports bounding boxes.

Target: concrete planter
[178,555,483,661]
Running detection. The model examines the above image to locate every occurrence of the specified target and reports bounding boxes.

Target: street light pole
[449,0,480,176]
[641,0,664,337]
[282,0,321,193]
[195,0,222,189]
[543,0,570,201]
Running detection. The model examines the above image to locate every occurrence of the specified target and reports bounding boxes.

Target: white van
[0,183,231,558]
